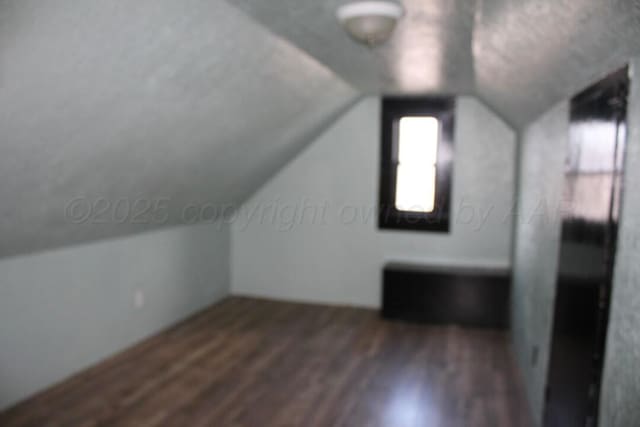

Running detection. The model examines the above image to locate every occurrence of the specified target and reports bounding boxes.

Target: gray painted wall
[231,97,516,307]
[510,101,569,425]
[599,58,640,427]
[0,222,230,411]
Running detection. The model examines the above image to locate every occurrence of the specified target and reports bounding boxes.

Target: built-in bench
[382,263,511,329]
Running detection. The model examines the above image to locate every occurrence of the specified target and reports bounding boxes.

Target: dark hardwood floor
[0,297,531,427]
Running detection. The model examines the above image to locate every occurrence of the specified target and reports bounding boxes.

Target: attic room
[1,0,639,426]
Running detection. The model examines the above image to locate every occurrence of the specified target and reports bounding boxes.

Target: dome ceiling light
[336,1,405,46]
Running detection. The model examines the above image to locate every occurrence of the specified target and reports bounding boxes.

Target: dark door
[544,67,629,427]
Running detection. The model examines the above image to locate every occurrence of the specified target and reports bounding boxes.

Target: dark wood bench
[382,263,511,329]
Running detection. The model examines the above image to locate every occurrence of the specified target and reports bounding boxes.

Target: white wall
[510,101,568,425]
[599,59,640,427]
[0,222,230,410]
[231,97,516,307]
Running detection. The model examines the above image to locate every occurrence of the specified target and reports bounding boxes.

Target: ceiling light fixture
[336,1,405,46]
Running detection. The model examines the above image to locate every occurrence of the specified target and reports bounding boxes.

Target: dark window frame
[378,96,455,232]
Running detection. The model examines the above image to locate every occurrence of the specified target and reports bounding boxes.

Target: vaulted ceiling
[235,0,640,126]
[0,0,357,257]
[1,0,639,257]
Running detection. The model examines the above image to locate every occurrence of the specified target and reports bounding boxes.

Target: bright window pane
[395,165,436,213]
[395,116,439,213]
[397,117,439,165]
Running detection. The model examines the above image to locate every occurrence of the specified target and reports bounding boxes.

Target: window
[378,97,455,232]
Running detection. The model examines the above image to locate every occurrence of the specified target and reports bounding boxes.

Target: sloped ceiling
[0,0,358,257]
[234,0,640,127]
[233,0,478,95]
[473,0,640,127]
[2,0,640,257]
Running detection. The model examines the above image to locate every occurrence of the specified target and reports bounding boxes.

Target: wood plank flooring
[0,297,531,427]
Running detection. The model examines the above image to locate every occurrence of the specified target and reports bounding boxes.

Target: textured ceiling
[2,0,640,257]
[233,0,640,126]
[233,0,478,95]
[474,0,640,127]
[0,0,357,257]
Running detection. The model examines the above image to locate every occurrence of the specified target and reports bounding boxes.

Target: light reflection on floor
[383,382,441,427]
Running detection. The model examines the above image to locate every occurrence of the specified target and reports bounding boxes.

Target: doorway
[544,67,629,426]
